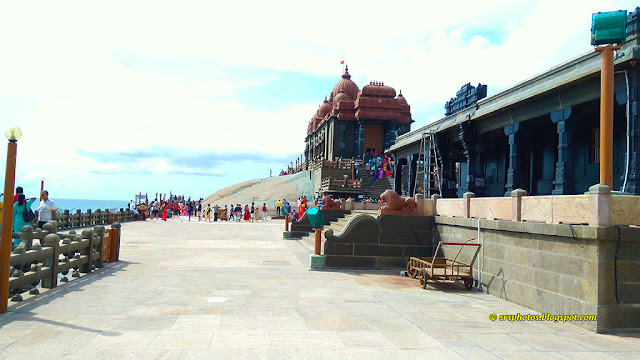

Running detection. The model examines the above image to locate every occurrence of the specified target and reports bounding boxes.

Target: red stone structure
[305,66,412,162]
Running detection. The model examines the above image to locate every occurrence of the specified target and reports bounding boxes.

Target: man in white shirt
[129,201,139,215]
[38,190,56,229]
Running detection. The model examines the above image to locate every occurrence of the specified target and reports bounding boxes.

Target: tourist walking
[13,194,36,245]
[37,190,56,229]
[250,203,255,223]
[284,200,291,215]
[204,204,211,222]
[255,203,261,221]
[243,204,250,221]
[275,200,281,216]
[213,204,220,221]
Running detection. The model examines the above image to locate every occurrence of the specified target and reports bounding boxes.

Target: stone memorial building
[305,66,413,162]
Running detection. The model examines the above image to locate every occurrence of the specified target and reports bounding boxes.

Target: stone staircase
[299,211,378,253]
[356,171,394,200]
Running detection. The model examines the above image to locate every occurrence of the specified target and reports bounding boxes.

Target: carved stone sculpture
[379,190,417,215]
[321,196,342,210]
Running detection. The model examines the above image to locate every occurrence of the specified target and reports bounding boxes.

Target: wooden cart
[406,238,481,290]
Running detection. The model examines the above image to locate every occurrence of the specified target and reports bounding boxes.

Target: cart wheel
[406,263,417,278]
[464,278,473,290]
[419,269,429,289]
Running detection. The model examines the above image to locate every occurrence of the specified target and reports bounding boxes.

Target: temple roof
[331,65,359,101]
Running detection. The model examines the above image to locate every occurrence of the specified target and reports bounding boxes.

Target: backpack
[23,206,36,223]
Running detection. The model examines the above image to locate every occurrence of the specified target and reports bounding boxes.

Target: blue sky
[0,0,637,201]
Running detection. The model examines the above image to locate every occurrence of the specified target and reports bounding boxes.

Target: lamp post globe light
[1,126,22,313]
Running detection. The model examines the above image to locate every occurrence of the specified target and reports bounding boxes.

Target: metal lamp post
[0,126,22,313]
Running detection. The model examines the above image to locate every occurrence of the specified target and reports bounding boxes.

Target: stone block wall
[434,216,640,333]
[324,214,433,269]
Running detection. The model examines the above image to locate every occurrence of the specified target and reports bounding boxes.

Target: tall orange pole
[596,45,620,187]
[0,140,18,313]
[314,228,322,255]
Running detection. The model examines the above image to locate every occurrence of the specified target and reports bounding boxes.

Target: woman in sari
[243,204,250,221]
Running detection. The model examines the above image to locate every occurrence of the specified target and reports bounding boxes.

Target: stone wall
[323,214,433,269]
[434,216,640,333]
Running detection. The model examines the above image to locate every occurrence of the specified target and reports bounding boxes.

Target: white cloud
[0,0,637,199]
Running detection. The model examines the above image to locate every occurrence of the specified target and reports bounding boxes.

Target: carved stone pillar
[355,121,365,159]
[434,132,457,198]
[459,121,485,196]
[551,107,576,195]
[338,123,346,158]
[504,123,523,196]
[620,65,640,194]
[383,121,397,152]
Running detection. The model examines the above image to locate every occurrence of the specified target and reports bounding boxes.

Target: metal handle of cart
[430,238,480,278]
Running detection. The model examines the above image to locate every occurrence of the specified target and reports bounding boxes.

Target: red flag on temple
[340,60,344,64]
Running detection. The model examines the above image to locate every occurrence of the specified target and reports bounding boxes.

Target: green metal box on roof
[591,10,627,46]
[306,208,325,228]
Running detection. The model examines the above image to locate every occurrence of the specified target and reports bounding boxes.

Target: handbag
[23,206,36,223]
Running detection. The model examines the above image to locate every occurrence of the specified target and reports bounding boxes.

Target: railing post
[414,193,425,216]
[589,184,611,227]
[80,229,93,273]
[93,226,105,268]
[41,234,60,289]
[511,188,527,222]
[18,225,34,251]
[431,194,440,216]
[63,209,70,229]
[75,209,81,228]
[463,192,475,218]
[110,223,121,261]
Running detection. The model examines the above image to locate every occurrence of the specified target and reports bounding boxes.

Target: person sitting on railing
[12,194,36,245]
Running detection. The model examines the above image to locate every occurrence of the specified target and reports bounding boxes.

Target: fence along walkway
[55,208,136,230]
[7,222,121,302]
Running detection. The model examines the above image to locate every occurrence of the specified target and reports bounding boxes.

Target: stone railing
[416,185,640,227]
[320,177,362,190]
[321,159,362,170]
[7,223,122,302]
[54,208,137,230]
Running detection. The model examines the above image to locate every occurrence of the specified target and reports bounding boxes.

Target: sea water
[27,198,130,212]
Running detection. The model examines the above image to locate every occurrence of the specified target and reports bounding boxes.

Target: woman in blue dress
[12,194,36,245]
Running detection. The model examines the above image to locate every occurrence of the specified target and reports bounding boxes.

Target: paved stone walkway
[0,219,639,359]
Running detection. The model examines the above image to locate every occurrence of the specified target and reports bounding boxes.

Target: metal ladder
[414,131,441,197]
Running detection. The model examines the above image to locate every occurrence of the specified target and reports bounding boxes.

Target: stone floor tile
[305,316,371,331]
[557,332,640,352]
[510,333,590,351]
[170,315,221,331]
[269,330,345,349]
[461,333,536,352]
[211,330,270,349]
[385,331,447,349]
[449,346,501,360]
[148,330,214,349]
[387,348,465,359]
[338,331,397,349]
[559,352,621,360]
[84,330,158,350]
[219,315,257,330]
[256,315,309,331]
[491,351,570,360]
[336,349,394,360]
[6,328,98,350]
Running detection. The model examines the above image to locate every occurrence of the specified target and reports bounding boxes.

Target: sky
[0,0,637,201]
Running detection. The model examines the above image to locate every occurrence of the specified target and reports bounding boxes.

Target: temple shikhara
[305,66,412,162]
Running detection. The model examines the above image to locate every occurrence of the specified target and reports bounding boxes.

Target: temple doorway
[364,124,383,154]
